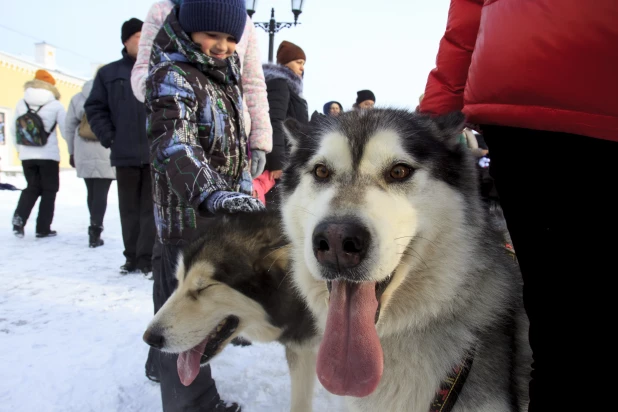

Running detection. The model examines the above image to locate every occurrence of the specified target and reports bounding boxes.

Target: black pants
[14,159,59,233]
[84,178,113,227]
[146,240,221,412]
[116,166,155,269]
[483,126,618,411]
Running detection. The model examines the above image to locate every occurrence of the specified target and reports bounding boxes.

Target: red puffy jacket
[420,0,618,142]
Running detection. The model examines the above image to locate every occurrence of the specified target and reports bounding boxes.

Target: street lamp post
[245,1,304,63]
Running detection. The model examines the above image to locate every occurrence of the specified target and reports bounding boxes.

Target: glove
[100,132,113,149]
[250,149,266,179]
[70,155,75,168]
[204,191,265,215]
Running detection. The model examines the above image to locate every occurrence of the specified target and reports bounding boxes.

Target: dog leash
[429,352,475,412]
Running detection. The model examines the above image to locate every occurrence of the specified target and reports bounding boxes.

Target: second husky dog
[142,212,319,412]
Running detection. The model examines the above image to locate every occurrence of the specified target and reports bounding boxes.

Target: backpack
[15,102,56,147]
[78,113,97,141]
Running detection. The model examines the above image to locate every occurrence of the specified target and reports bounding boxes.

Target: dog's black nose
[143,329,164,349]
[312,220,371,274]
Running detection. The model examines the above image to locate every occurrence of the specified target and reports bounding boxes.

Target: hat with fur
[35,69,56,86]
[356,90,376,105]
[276,41,306,65]
[179,0,247,42]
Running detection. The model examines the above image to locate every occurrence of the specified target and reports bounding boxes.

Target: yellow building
[0,43,87,172]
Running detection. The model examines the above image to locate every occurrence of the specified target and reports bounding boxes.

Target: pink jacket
[252,170,275,205]
[131,0,273,153]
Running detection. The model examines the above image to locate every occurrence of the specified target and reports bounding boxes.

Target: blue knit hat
[179,0,247,42]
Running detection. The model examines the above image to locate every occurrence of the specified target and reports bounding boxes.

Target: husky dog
[142,212,319,412]
[279,109,531,412]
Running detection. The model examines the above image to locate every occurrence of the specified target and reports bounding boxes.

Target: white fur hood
[24,87,56,108]
[24,79,61,101]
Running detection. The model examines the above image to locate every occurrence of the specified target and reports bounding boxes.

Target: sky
[0,0,451,113]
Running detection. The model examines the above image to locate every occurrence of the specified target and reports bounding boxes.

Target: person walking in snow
[85,18,155,276]
[11,70,66,238]
[262,40,309,208]
[144,0,264,410]
[64,79,116,248]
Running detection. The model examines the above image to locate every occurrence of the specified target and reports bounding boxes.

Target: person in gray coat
[65,80,116,248]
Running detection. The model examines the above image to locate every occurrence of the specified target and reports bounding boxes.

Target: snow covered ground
[0,170,345,412]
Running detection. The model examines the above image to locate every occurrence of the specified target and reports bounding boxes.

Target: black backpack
[15,102,56,147]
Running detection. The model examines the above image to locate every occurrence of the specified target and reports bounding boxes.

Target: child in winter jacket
[147,1,263,243]
[132,0,272,179]
[144,1,262,411]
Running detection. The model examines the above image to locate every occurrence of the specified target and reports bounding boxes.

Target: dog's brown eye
[389,164,413,181]
[314,164,330,179]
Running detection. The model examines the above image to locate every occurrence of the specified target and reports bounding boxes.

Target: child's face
[191,32,237,60]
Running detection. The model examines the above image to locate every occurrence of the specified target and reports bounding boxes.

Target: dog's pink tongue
[317,280,383,397]
[177,339,208,386]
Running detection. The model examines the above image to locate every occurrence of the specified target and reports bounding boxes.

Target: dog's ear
[282,118,309,153]
[432,111,466,148]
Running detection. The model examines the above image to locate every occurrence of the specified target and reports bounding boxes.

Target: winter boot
[36,230,57,238]
[88,225,104,248]
[12,215,25,238]
[213,400,241,412]
[120,260,138,275]
[139,264,153,280]
[13,225,25,238]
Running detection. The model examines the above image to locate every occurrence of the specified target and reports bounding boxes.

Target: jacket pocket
[197,122,214,151]
[108,78,127,105]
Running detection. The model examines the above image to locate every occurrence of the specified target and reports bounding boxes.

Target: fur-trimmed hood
[262,63,303,96]
[24,79,61,100]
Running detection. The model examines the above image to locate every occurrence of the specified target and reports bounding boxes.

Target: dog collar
[429,351,475,412]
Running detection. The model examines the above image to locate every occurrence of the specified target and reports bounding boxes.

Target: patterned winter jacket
[146,9,252,243]
[132,0,272,153]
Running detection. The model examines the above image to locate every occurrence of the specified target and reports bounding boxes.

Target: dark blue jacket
[84,49,149,167]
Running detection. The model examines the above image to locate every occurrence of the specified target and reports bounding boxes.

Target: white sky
[1,0,451,113]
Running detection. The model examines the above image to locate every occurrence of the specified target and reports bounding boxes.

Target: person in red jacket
[421,1,618,411]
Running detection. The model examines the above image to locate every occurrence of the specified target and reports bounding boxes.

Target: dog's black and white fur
[278,109,531,411]
[143,212,319,412]
[144,108,531,412]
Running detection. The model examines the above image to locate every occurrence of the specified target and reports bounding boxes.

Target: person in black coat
[353,89,376,110]
[85,18,155,276]
[262,40,308,208]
